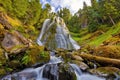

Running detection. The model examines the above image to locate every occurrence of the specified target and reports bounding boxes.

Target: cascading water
[1,51,62,80]
[70,64,105,80]
[2,16,106,80]
[37,16,80,50]
[1,53,105,80]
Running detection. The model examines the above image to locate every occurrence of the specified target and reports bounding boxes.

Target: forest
[0,0,120,80]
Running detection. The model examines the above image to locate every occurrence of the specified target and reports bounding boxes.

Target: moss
[97,67,120,74]
[59,63,77,80]
[6,15,21,27]
[0,7,5,12]
[0,68,6,77]
[0,48,6,65]
[22,45,50,66]
[56,50,72,63]
[8,60,21,69]
[94,45,120,59]
[89,67,120,79]
[9,45,26,53]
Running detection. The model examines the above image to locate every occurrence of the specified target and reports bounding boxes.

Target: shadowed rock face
[1,31,28,54]
[37,16,80,50]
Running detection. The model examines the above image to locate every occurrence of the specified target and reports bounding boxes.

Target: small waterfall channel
[2,51,105,80]
[2,17,105,80]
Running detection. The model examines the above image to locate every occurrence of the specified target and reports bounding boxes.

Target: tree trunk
[79,53,120,68]
[109,15,115,25]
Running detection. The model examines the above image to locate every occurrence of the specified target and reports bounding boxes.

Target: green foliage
[22,55,30,65]
[23,0,42,25]
[90,22,120,46]
[58,8,71,24]
[0,0,12,13]
[22,45,49,65]
[68,15,81,32]
[88,21,98,32]
[12,0,28,18]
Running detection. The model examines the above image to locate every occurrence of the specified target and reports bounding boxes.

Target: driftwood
[79,53,120,68]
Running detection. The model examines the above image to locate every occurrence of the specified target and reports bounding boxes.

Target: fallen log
[79,53,120,68]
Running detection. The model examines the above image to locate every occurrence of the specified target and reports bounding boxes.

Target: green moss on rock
[59,63,77,80]
[22,45,50,66]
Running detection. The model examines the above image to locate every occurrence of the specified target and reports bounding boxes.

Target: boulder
[71,55,83,61]
[71,60,89,70]
[88,67,120,78]
[94,45,120,59]
[1,31,29,54]
[59,63,77,80]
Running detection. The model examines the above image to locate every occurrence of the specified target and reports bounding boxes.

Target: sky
[40,0,91,14]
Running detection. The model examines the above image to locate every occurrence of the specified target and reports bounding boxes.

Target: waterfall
[2,54,106,80]
[1,52,62,80]
[37,16,80,50]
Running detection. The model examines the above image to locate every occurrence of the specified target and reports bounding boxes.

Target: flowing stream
[2,51,105,80]
[2,17,106,80]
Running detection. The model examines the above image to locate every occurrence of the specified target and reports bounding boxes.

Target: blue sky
[40,0,91,14]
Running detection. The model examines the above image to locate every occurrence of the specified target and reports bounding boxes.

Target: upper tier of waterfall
[37,16,80,50]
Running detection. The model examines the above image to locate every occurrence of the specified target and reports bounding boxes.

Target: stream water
[2,51,105,80]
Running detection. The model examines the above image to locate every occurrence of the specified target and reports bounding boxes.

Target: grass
[71,22,120,46]
[89,23,120,46]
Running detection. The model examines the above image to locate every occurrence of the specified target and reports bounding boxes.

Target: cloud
[40,0,91,14]
[40,0,49,8]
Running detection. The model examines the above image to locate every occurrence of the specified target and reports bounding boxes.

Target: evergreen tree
[23,0,42,25]
[12,0,28,18]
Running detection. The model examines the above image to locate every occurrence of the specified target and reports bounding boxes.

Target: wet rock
[59,63,76,80]
[9,71,37,80]
[43,64,59,80]
[71,60,89,70]
[88,67,120,78]
[71,55,83,61]
[32,62,45,68]
[1,31,28,54]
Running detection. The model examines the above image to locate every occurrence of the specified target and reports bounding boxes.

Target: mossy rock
[8,60,21,69]
[55,50,72,63]
[88,67,120,78]
[94,45,120,59]
[0,23,5,40]
[0,68,6,77]
[0,48,6,65]
[103,32,120,45]
[59,63,77,80]
[70,60,89,70]
[22,45,50,66]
